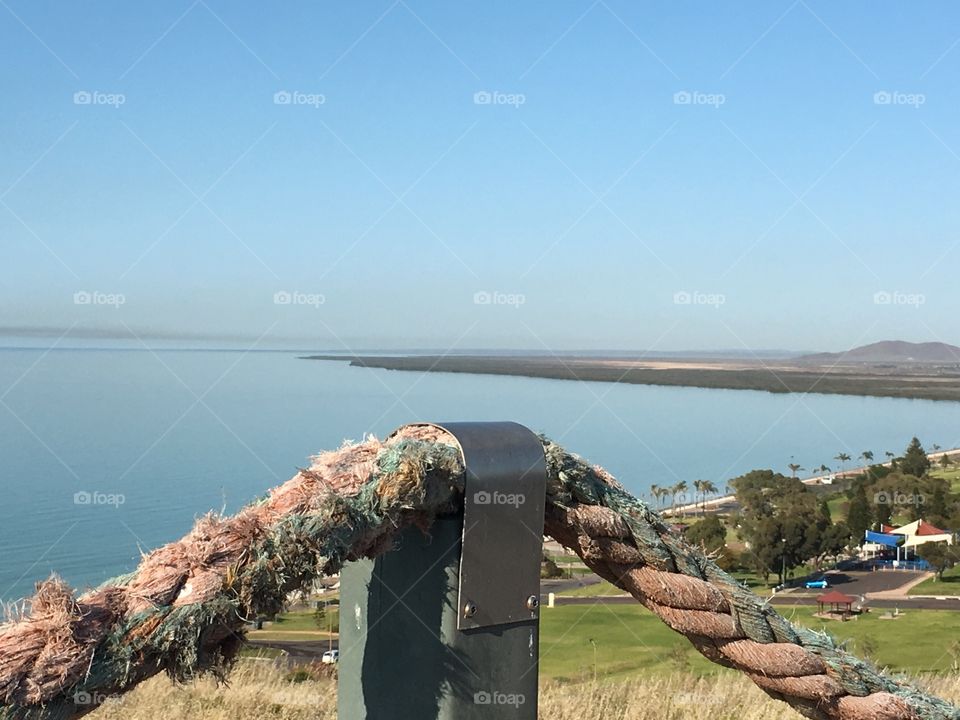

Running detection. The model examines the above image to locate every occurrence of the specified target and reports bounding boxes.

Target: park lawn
[827,495,848,522]
[538,604,960,681]
[556,580,627,597]
[908,565,960,596]
[930,466,960,493]
[247,609,340,641]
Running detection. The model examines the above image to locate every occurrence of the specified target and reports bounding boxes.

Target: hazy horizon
[5,3,960,354]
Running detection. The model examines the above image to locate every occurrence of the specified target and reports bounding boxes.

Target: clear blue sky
[3,1,960,352]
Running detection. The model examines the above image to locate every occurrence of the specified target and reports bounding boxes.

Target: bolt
[526,595,539,610]
[463,602,478,618]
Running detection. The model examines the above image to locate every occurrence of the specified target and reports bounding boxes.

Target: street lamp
[780,538,788,587]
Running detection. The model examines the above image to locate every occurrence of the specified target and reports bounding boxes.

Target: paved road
[552,594,959,611]
[246,639,339,664]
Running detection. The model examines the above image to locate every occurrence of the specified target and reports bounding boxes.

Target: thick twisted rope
[0,427,956,720]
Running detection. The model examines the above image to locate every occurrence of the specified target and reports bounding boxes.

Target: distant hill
[799,341,960,364]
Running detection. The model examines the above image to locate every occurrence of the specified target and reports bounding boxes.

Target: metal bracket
[397,421,547,630]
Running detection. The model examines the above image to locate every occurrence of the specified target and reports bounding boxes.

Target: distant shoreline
[301,354,960,402]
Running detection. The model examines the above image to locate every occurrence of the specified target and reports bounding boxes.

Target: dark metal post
[338,422,546,720]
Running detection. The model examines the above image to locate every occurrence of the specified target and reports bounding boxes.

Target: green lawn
[254,603,960,679]
[930,465,960,493]
[908,565,960,596]
[555,580,626,597]
[538,604,960,681]
[247,609,340,642]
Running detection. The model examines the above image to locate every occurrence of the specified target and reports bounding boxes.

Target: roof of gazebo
[816,590,856,604]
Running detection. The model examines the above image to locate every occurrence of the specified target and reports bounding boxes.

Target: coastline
[663,447,960,518]
[301,354,960,402]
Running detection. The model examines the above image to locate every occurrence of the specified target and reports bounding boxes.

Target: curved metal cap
[392,421,547,630]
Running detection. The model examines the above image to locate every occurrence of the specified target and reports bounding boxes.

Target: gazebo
[816,590,857,617]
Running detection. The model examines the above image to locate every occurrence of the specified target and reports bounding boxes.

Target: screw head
[526,595,540,610]
[463,601,478,618]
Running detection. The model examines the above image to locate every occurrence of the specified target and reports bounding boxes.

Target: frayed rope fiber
[0,426,957,720]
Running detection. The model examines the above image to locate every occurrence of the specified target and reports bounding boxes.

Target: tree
[672,481,689,515]
[694,479,718,514]
[874,498,893,528]
[686,515,726,553]
[835,453,852,473]
[927,485,950,528]
[847,484,872,542]
[917,541,960,580]
[731,469,851,584]
[650,484,661,508]
[900,437,931,478]
[940,454,953,470]
[861,451,874,465]
[788,463,803,478]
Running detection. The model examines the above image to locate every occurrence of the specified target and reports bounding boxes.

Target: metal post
[338,422,546,720]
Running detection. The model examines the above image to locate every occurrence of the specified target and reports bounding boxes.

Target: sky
[2,1,960,353]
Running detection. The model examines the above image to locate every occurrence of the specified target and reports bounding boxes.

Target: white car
[321,650,339,664]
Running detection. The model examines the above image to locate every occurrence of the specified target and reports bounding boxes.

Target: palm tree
[650,484,661,508]
[818,464,831,475]
[787,463,803,478]
[697,480,718,514]
[673,481,689,516]
[834,452,852,474]
[860,450,874,466]
[933,443,942,453]
[885,451,896,461]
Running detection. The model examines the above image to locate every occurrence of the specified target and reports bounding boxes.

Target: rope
[0,426,956,720]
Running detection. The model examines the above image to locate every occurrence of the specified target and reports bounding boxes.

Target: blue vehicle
[804,578,829,589]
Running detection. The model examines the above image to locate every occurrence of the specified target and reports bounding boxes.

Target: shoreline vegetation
[301,354,960,402]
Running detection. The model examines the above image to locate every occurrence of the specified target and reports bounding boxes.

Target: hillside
[800,340,960,364]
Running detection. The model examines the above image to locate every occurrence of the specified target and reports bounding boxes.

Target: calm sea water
[1,348,958,602]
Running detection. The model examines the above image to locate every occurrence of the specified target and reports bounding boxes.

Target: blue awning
[864,530,904,547]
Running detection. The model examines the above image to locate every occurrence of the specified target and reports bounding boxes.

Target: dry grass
[89,659,960,719]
